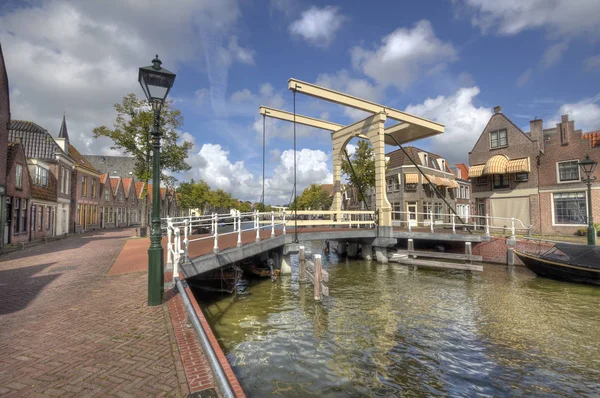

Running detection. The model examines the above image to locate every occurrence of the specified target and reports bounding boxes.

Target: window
[405,182,417,191]
[104,187,109,201]
[16,164,23,189]
[82,176,87,196]
[553,192,586,225]
[459,186,464,199]
[47,207,51,230]
[387,178,393,192]
[39,206,43,231]
[393,176,400,191]
[91,179,96,198]
[21,200,27,233]
[465,186,469,200]
[490,129,508,148]
[35,166,48,187]
[557,160,579,182]
[423,153,428,168]
[493,174,509,189]
[13,198,20,234]
[65,170,69,193]
[423,202,432,219]
[392,202,402,220]
[31,205,36,231]
[61,166,65,193]
[477,176,488,185]
[441,160,446,171]
[119,191,123,202]
[434,203,443,220]
[515,172,529,182]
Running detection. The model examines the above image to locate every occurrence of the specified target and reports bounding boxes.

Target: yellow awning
[447,179,459,188]
[468,164,484,178]
[404,173,419,184]
[483,155,510,175]
[506,157,531,173]
[423,174,437,184]
[437,177,451,187]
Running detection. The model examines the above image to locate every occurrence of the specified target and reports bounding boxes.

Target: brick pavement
[0,229,189,397]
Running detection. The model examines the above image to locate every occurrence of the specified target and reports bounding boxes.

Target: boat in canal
[514,243,600,285]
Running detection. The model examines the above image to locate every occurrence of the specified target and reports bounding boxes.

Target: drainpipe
[175,278,235,398]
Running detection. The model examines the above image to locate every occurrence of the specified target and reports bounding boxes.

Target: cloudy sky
[1,0,599,204]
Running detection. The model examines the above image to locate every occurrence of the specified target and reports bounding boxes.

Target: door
[406,202,418,227]
[477,201,486,226]
[3,201,10,245]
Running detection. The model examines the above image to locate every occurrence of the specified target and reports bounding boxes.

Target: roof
[109,177,120,195]
[387,146,450,172]
[122,177,133,198]
[7,142,24,168]
[100,173,109,184]
[160,187,166,201]
[321,184,334,197]
[9,120,67,160]
[583,131,600,148]
[135,181,145,199]
[58,114,69,140]
[454,164,470,180]
[84,155,137,178]
[68,144,101,174]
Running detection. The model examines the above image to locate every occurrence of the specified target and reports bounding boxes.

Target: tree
[297,184,333,210]
[238,201,252,213]
[208,189,236,213]
[341,140,375,204]
[93,93,193,226]
[176,179,210,214]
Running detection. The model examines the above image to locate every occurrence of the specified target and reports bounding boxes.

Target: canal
[193,242,600,397]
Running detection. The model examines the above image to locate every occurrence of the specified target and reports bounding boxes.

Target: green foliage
[341,140,375,202]
[577,228,588,236]
[93,93,193,186]
[208,189,237,213]
[296,184,333,210]
[176,179,210,212]
[238,201,252,213]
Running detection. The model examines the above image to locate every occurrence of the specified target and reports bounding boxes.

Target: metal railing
[163,209,375,283]
[391,210,531,238]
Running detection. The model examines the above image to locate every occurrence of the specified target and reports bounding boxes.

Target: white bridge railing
[392,210,532,239]
[163,210,374,282]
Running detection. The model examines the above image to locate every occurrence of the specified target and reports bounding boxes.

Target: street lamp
[578,154,597,246]
[139,55,176,306]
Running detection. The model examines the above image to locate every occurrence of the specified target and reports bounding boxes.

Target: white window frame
[551,191,588,226]
[465,186,470,200]
[16,164,23,189]
[490,129,508,149]
[556,160,580,184]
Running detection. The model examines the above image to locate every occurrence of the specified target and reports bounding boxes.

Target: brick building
[68,144,102,233]
[451,163,472,222]
[9,120,74,240]
[468,106,599,235]
[0,43,10,248]
[372,146,461,227]
[5,142,31,245]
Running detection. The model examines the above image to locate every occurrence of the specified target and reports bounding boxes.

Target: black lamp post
[578,154,597,246]
[138,55,176,306]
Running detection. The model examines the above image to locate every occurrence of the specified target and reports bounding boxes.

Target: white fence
[391,210,531,238]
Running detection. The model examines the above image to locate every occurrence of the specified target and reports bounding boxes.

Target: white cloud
[345,143,357,156]
[0,0,250,154]
[459,0,600,37]
[228,36,255,65]
[289,6,345,48]
[516,68,533,87]
[583,55,600,72]
[542,41,568,69]
[405,87,493,165]
[351,20,457,90]
[187,144,332,203]
[557,94,600,132]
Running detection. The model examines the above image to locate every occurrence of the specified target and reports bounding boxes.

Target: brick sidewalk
[0,229,189,397]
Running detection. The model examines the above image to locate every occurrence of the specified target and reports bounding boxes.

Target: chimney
[558,114,571,145]
[494,105,502,114]
[530,118,544,153]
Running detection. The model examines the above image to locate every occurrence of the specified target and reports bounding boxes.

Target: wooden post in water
[408,238,415,259]
[299,246,306,283]
[314,254,322,300]
[465,242,472,265]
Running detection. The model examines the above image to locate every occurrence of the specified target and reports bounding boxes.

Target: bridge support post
[507,247,515,266]
[347,242,359,258]
[255,210,260,243]
[374,246,388,263]
[485,214,490,237]
[360,243,372,261]
[298,246,306,282]
[336,241,346,256]
[452,214,456,234]
[408,238,415,259]
[465,242,472,265]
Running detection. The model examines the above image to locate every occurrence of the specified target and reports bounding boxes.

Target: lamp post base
[148,246,164,306]
[588,225,597,246]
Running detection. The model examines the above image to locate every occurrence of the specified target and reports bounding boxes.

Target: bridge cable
[292,87,299,242]
[261,114,266,208]
[343,148,370,211]
[385,133,472,234]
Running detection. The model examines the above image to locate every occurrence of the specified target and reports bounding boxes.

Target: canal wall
[473,237,554,266]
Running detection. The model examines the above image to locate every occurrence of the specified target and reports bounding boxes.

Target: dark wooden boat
[514,243,600,286]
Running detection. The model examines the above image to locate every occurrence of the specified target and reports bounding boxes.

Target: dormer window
[423,153,428,167]
[490,129,508,149]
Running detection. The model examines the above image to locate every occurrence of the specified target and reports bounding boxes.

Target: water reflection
[194,244,600,397]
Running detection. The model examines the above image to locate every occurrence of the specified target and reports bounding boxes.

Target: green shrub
[577,228,588,236]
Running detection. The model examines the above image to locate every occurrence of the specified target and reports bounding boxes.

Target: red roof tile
[100,173,109,184]
[135,182,145,199]
[454,163,470,180]
[109,177,120,195]
[583,131,600,148]
[122,177,133,198]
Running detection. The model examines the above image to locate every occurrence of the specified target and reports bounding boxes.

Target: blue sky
[1,0,599,203]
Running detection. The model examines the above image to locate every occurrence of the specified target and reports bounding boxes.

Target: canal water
[193,242,600,397]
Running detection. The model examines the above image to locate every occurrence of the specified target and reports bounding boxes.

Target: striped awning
[437,177,452,187]
[506,157,530,173]
[447,179,459,188]
[404,173,419,184]
[422,174,437,184]
[468,164,484,178]
[483,155,510,175]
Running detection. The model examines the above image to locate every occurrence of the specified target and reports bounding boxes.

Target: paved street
[0,229,189,397]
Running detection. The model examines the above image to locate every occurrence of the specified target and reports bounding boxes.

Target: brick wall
[6,146,31,244]
[70,169,101,233]
[0,45,9,188]
[473,237,554,265]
